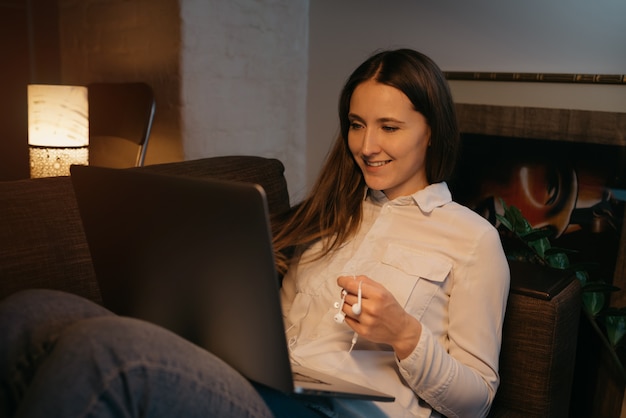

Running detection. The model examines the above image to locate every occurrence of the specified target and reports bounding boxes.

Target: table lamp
[28,84,89,178]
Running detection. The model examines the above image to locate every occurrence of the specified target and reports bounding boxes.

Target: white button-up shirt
[280,182,510,418]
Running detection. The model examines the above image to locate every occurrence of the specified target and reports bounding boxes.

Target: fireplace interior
[450,103,626,304]
[450,132,624,286]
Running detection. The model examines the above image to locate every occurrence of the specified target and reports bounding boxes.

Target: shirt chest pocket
[378,243,452,316]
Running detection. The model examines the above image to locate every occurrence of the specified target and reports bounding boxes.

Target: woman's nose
[361,129,381,156]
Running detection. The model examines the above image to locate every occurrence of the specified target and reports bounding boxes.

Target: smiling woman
[347,80,431,200]
[271,48,510,417]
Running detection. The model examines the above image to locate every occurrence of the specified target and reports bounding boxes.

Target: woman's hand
[337,275,422,360]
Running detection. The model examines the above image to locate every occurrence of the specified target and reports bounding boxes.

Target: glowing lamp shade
[28,84,89,178]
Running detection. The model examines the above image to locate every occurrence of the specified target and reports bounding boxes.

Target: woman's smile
[363,159,391,168]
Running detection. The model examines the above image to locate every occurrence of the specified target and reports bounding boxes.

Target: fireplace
[449,102,626,305]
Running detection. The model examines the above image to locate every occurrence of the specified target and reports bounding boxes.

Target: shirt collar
[366,182,452,213]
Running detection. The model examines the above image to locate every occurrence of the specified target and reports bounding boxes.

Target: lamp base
[29,147,89,178]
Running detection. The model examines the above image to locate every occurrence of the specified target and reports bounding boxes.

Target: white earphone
[351,281,363,315]
[331,281,362,353]
[349,281,363,353]
[333,289,348,323]
[333,281,363,323]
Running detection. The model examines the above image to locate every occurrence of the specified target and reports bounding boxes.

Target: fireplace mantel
[455,103,626,146]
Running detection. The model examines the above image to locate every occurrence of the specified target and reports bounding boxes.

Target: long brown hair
[272,49,460,274]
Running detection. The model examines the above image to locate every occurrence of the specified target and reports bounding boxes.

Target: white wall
[307,0,626,191]
[180,0,309,201]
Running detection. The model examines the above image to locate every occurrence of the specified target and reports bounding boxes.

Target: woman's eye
[382,126,398,132]
[349,122,363,130]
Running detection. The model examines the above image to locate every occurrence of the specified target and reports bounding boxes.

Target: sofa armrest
[0,156,291,305]
[0,176,100,303]
[489,260,581,418]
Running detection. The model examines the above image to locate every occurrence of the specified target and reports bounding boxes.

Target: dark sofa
[0,155,581,417]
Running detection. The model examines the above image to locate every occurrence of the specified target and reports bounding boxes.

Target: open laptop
[70,165,394,403]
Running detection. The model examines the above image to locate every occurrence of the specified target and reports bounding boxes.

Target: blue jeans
[0,289,327,418]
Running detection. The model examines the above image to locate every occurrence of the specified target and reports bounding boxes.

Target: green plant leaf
[520,227,557,242]
[575,269,589,286]
[499,201,533,234]
[605,315,626,347]
[583,291,605,317]
[545,252,570,269]
[526,237,551,259]
[495,214,513,231]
